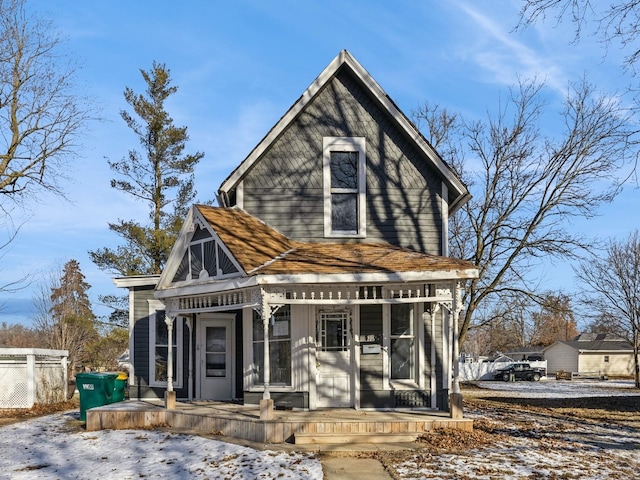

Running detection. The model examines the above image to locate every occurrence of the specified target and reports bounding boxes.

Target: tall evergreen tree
[89,61,204,275]
[33,259,97,379]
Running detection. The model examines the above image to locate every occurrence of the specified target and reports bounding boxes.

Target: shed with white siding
[543,334,633,376]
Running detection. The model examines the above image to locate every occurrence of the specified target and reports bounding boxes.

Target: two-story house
[115,50,477,416]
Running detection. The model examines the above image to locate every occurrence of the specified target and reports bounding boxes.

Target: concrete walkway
[320,455,393,479]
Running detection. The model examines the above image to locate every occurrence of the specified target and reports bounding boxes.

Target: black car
[493,362,545,382]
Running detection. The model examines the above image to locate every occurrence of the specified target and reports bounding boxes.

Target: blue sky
[0,0,636,326]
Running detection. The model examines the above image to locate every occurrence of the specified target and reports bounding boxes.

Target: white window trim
[323,136,366,238]
[148,299,183,388]
[384,302,420,390]
[249,305,293,389]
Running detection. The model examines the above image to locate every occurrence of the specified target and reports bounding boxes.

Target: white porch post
[450,281,464,419]
[260,289,274,419]
[164,312,177,409]
[186,317,193,401]
[429,304,439,409]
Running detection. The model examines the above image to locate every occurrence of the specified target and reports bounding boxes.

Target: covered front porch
[85,399,473,445]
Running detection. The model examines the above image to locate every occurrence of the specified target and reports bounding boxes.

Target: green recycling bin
[76,372,118,421]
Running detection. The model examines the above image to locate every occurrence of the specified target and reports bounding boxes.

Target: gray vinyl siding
[359,305,383,392]
[130,286,189,400]
[130,286,152,399]
[241,67,444,254]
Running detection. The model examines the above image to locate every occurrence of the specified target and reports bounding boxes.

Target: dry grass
[0,399,78,426]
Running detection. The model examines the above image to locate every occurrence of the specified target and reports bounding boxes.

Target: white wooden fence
[0,348,69,408]
[458,360,548,381]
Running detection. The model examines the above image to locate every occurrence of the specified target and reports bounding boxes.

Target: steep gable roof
[195,205,475,278]
[197,205,294,273]
[217,50,470,213]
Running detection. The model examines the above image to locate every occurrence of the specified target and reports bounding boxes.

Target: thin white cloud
[456,1,568,93]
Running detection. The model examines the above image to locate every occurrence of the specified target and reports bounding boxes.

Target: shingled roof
[555,333,634,352]
[196,205,476,277]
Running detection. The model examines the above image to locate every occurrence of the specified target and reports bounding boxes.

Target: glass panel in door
[205,326,226,377]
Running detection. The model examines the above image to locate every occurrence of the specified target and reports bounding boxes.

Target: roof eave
[113,274,161,289]
[154,268,478,300]
[218,50,469,202]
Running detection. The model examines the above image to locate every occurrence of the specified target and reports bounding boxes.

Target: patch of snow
[474,378,640,398]
[388,380,640,479]
[0,411,322,479]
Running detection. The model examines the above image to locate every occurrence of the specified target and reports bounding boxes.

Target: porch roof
[197,204,477,278]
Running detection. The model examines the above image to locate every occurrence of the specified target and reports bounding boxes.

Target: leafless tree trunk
[576,231,640,388]
[414,78,635,347]
[0,0,92,292]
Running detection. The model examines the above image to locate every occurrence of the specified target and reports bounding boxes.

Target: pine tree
[89,61,204,275]
[34,260,98,379]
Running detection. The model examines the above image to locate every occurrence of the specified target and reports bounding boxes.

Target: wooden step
[294,431,420,445]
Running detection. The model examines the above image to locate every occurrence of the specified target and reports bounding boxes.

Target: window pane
[318,312,348,351]
[206,353,226,377]
[190,243,203,279]
[391,338,414,380]
[252,306,291,386]
[332,194,357,231]
[391,304,413,336]
[271,340,292,385]
[206,326,226,352]
[172,251,189,282]
[330,151,358,189]
[203,240,216,276]
[252,312,264,342]
[155,312,168,345]
[155,346,177,382]
[253,341,264,383]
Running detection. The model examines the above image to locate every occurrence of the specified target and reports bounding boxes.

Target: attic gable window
[323,137,366,238]
[171,225,239,283]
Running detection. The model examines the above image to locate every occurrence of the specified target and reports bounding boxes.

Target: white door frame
[196,313,236,400]
[314,307,356,408]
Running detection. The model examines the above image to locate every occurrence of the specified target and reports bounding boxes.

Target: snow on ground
[475,377,638,397]
[0,411,322,479]
[389,380,640,480]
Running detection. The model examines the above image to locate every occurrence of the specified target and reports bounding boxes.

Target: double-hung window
[252,305,292,386]
[323,137,366,237]
[390,304,415,381]
[148,300,183,387]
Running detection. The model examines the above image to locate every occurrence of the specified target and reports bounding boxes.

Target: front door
[198,315,234,400]
[316,310,352,407]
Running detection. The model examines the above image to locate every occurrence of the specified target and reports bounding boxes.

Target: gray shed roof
[545,333,633,352]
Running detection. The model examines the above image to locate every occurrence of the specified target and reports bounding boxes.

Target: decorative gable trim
[156,206,245,290]
[217,50,470,213]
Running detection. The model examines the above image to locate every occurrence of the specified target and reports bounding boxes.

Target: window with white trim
[148,301,183,387]
[252,305,292,386]
[390,303,415,381]
[317,311,349,351]
[323,137,366,237]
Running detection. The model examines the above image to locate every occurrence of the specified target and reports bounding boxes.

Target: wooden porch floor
[86,400,473,445]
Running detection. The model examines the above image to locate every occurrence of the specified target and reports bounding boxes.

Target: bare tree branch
[576,230,640,387]
[414,77,635,346]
